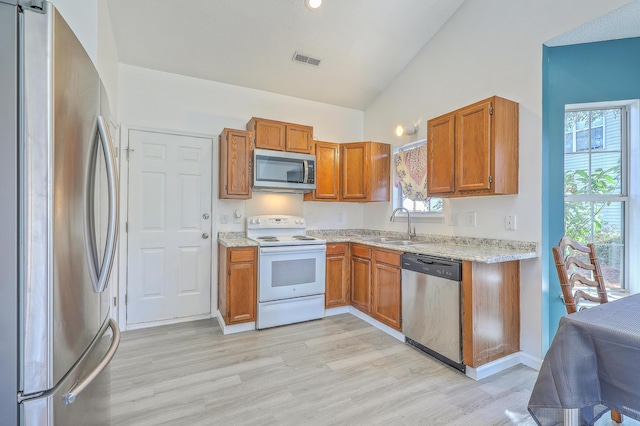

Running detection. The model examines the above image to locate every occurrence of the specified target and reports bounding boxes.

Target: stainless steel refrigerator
[0,1,120,424]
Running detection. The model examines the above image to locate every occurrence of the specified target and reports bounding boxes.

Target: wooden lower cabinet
[350,244,402,332]
[371,249,402,330]
[462,260,520,367]
[218,244,257,325]
[325,243,350,308]
[350,244,372,312]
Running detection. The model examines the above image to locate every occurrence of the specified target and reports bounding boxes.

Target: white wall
[117,64,365,319]
[363,0,632,361]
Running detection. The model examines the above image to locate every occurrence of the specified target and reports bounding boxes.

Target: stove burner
[258,236,278,241]
[293,235,315,241]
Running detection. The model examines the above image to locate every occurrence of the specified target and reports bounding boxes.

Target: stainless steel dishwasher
[401,253,465,372]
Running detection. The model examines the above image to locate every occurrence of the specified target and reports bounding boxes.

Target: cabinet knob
[203,213,210,220]
[202,233,210,239]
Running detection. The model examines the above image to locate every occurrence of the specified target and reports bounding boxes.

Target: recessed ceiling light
[305,0,322,11]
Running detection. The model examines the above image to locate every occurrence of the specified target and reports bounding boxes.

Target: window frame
[392,139,444,222]
[564,101,632,291]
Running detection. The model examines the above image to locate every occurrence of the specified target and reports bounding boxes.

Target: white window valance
[394,144,428,202]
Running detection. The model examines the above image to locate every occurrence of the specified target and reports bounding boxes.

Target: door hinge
[19,0,45,12]
[489,106,494,115]
[113,297,117,307]
[228,269,231,276]
[489,175,493,184]
[125,222,128,233]
[125,294,128,305]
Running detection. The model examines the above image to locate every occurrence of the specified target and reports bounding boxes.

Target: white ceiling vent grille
[292,52,321,67]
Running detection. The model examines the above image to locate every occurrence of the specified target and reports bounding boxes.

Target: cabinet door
[310,141,340,200]
[371,250,402,330]
[427,114,456,195]
[325,243,350,308]
[252,118,286,151]
[350,256,371,313]
[219,128,251,199]
[341,143,368,200]
[456,100,492,192]
[228,260,256,323]
[286,123,313,154]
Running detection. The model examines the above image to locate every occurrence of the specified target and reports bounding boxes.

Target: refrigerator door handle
[90,116,119,294]
[63,319,121,405]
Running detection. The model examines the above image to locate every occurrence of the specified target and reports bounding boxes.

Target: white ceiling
[546,0,640,46]
[106,0,465,110]
[107,0,640,111]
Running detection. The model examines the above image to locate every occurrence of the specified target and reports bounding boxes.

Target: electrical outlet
[466,212,476,227]
[337,212,344,223]
[506,214,516,230]
[448,214,459,226]
[220,213,229,224]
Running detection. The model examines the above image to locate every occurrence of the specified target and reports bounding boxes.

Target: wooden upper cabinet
[426,96,519,197]
[246,117,313,153]
[219,128,252,199]
[286,123,313,153]
[304,141,340,201]
[341,142,390,202]
[427,114,456,195]
[456,100,492,192]
[247,117,286,151]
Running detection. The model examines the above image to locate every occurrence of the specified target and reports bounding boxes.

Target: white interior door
[127,129,212,326]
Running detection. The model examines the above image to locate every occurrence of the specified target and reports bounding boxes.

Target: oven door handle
[260,245,326,255]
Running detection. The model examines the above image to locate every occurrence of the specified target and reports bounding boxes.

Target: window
[563,105,627,289]
[393,140,442,214]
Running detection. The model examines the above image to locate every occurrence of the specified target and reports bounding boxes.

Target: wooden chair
[552,236,622,423]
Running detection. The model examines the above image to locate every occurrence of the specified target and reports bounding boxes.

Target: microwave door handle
[303,160,309,183]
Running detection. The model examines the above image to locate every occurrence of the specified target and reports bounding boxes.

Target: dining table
[528,293,640,425]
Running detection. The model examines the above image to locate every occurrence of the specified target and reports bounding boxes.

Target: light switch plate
[466,212,476,227]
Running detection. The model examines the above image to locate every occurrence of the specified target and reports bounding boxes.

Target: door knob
[202,233,209,239]
[202,213,210,220]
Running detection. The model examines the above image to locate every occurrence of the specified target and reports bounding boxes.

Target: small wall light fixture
[395,124,418,137]
[305,0,322,10]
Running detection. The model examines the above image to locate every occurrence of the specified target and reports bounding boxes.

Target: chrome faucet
[390,207,416,239]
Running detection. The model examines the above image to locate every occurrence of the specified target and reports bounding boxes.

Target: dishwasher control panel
[401,253,461,282]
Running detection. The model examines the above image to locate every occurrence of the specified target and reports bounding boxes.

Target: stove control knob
[256,219,262,224]
[249,219,255,224]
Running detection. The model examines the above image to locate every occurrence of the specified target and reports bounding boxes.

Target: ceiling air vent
[292,52,321,67]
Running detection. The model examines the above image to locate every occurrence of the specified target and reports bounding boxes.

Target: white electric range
[246,215,326,329]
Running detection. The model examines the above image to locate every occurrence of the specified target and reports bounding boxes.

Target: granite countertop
[218,230,538,264]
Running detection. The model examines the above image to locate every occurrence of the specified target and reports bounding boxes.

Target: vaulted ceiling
[107,0,640,111]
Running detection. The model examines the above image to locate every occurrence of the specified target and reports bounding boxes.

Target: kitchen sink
[360,237,398,243]
[385,240,427,246]
[360,237,426,246]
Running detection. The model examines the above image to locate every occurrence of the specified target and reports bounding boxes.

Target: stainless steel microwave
[253,149,316,193]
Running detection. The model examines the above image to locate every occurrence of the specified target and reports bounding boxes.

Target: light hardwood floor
[108,314,629,426]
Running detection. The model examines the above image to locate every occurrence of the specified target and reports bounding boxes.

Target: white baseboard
[519,351,543,371]
[465,351,541,381]
[347,307,405,342]
[216,310,256,335]
[324,306,350,316]
[125,313,211,331]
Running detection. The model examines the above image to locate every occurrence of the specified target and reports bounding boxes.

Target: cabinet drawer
[327,243,347,256]
[229,247,256,263]
[373,249,401,266]
[351,244,371,259]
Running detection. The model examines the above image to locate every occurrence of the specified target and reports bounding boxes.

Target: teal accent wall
[542,37,640,350]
